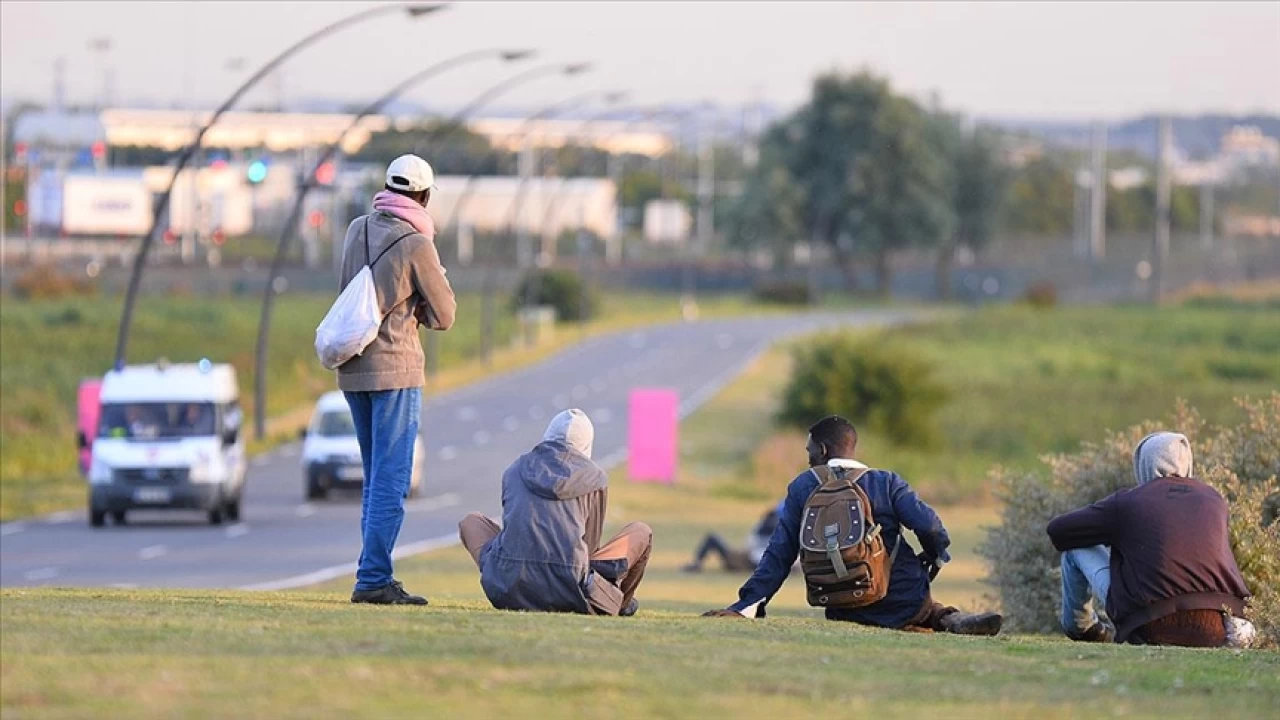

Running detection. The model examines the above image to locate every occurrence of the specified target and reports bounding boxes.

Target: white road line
[225,524,250,539]
[23,567,58,581]
[438,446,458,462]
[572,385,589,400]
[502,416,520,432]
[295,504,317,518]
[0,522,26,536]
[473,430,492,446]
[46,510,78,524]
[240,533,459,591]
[591,408,613,424]
[457,406,478,422]
[528,405,545,420]
[405,492,462,514]
[138,545,167,561]
[590,378,607,392]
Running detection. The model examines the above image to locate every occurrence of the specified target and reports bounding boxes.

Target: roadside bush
[12,264,95,300]
[753,280,810,306]
[1019,280,1058,308]
[979,394,1280,646]
[510,269,597,322]
[778,333,949,448]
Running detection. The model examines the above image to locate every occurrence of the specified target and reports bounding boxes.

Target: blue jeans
[1060,545,1112,634]
[344,388,421,591]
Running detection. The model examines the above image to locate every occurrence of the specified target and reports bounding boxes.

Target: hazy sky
[1,1,1277,119]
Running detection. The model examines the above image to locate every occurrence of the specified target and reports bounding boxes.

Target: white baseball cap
[385,154,436,193]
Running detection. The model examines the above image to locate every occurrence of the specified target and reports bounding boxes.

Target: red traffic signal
[90,141,106,159]
[307,210,326,229]
[163,230,177,245]
[13,199,26,217]
[314,161,336,186]
[212,229,226,246]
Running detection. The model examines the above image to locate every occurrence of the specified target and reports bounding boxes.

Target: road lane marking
[225,524,250,539]
[241,533,459,591]
[295,504,316,518]
[406,493,461,514]
[24,567,58,581]
[0,522,26,536]
[138,545,168,561]
[473,430,492,446]
[438,446,458,462]
[46,510,78,524]
[591,408,613,424]
[457,406,478,422]
[502,416,520,432]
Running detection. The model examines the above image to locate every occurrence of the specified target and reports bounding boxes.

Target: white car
[300,391,422,500]
[87,361,247,527]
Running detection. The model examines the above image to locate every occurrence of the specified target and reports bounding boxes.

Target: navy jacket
[729,463,951,628]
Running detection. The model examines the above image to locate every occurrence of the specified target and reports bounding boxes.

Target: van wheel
[112,510,127,526]
[306,478,326,501]
[208,506,224,525]
[90,509,106,528]
[224,497,241,523]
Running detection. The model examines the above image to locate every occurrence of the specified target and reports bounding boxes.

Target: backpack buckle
[823,524,849,579]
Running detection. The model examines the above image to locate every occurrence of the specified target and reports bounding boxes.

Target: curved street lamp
[113,2,447,369]
[251,48,534,440]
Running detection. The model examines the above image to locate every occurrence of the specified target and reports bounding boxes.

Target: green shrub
[978,394,1280,646]
[753,280,811,306]
[12,264,95,300]
[777,333,949,447]
[510,269,597,322]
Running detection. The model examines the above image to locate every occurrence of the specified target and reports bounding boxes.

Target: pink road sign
[77,378,102,476]
[628,388,679,483]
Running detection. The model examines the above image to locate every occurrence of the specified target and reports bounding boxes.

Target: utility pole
[1151,115,1172,304]
[1200,181,1214,251]
[1089,121,1108,262]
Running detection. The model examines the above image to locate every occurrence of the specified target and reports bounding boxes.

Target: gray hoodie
[1133,431,1194,485]
[479,411,621,614]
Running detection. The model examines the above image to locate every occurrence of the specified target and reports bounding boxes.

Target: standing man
[340,154,456,605]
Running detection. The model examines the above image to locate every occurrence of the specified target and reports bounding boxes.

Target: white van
[300,391,422,500]
[87,361,246,527]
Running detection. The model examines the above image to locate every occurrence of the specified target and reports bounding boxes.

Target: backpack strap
[370,230,418,268]
[363,216,418,268]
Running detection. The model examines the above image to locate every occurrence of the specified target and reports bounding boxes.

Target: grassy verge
[3,335,1277,718]
[0,290,787,521]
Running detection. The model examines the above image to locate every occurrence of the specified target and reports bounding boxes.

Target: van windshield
[98,402,216,440]
[315,410,356,438]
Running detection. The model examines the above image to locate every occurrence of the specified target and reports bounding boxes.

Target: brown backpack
[799,465,900,609]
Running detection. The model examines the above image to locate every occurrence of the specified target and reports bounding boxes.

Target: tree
[933,119,1010,298]
[351,119,506,176]
[1003,154,1075,235]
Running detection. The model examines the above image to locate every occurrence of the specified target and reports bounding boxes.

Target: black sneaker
[351,580,428,606]
[1066,621,1115,643]
[620,598,640,617]
[942,611,1003,636]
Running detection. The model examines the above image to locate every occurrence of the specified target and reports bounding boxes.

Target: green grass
[844,302,1280,502]
[0,290,775,521]
[3,337,1277,719]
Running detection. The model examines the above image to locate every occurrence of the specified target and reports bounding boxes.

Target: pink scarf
[372,190,436,240]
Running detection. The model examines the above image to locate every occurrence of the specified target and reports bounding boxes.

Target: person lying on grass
[681,501,784,574]
[703,415,1002,636]
[458,409,652,616]
[1048,431,1257,647]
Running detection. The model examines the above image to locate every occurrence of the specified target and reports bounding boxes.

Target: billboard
[61,174,152,236]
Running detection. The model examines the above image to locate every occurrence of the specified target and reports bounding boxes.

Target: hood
[92,436,222,468]
[1133,431,1194,485]
[519,441,608,501]
[542,409,594,459]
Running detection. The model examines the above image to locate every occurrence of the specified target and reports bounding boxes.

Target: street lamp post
[112,2,446,370]
[251,47,532,440]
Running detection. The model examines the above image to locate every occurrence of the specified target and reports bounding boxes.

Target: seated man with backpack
[703,415,1002,635]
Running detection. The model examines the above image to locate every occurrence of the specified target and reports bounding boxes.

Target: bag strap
[363,216,418,269]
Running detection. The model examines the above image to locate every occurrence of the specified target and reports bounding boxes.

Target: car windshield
[315,410,356,438]
[98,402,217,440]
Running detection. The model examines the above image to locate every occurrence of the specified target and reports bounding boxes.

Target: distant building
[1220,125,1280,170]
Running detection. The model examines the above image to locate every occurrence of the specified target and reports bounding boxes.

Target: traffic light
[307,210,326,229]
[314,161,336,186]
[246,160,268,184]
[90,141,106,160]
[212,229,226,246]
[163,230,177,245]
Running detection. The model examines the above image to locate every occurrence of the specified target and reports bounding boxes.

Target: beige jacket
[336,211,456,392]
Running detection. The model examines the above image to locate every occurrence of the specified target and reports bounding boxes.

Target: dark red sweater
[1046,476,1250,643]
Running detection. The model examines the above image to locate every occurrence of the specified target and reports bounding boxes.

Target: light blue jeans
[344,388,421,592]
[1060,545,1112,634]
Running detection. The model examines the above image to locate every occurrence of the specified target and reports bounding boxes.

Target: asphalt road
[0,310,909,591]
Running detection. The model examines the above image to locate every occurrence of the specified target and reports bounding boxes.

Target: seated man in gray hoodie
[1048,431,1256,647]
[458,409,651,616]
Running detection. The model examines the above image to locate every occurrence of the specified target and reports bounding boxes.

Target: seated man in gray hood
[458,409,652,616]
